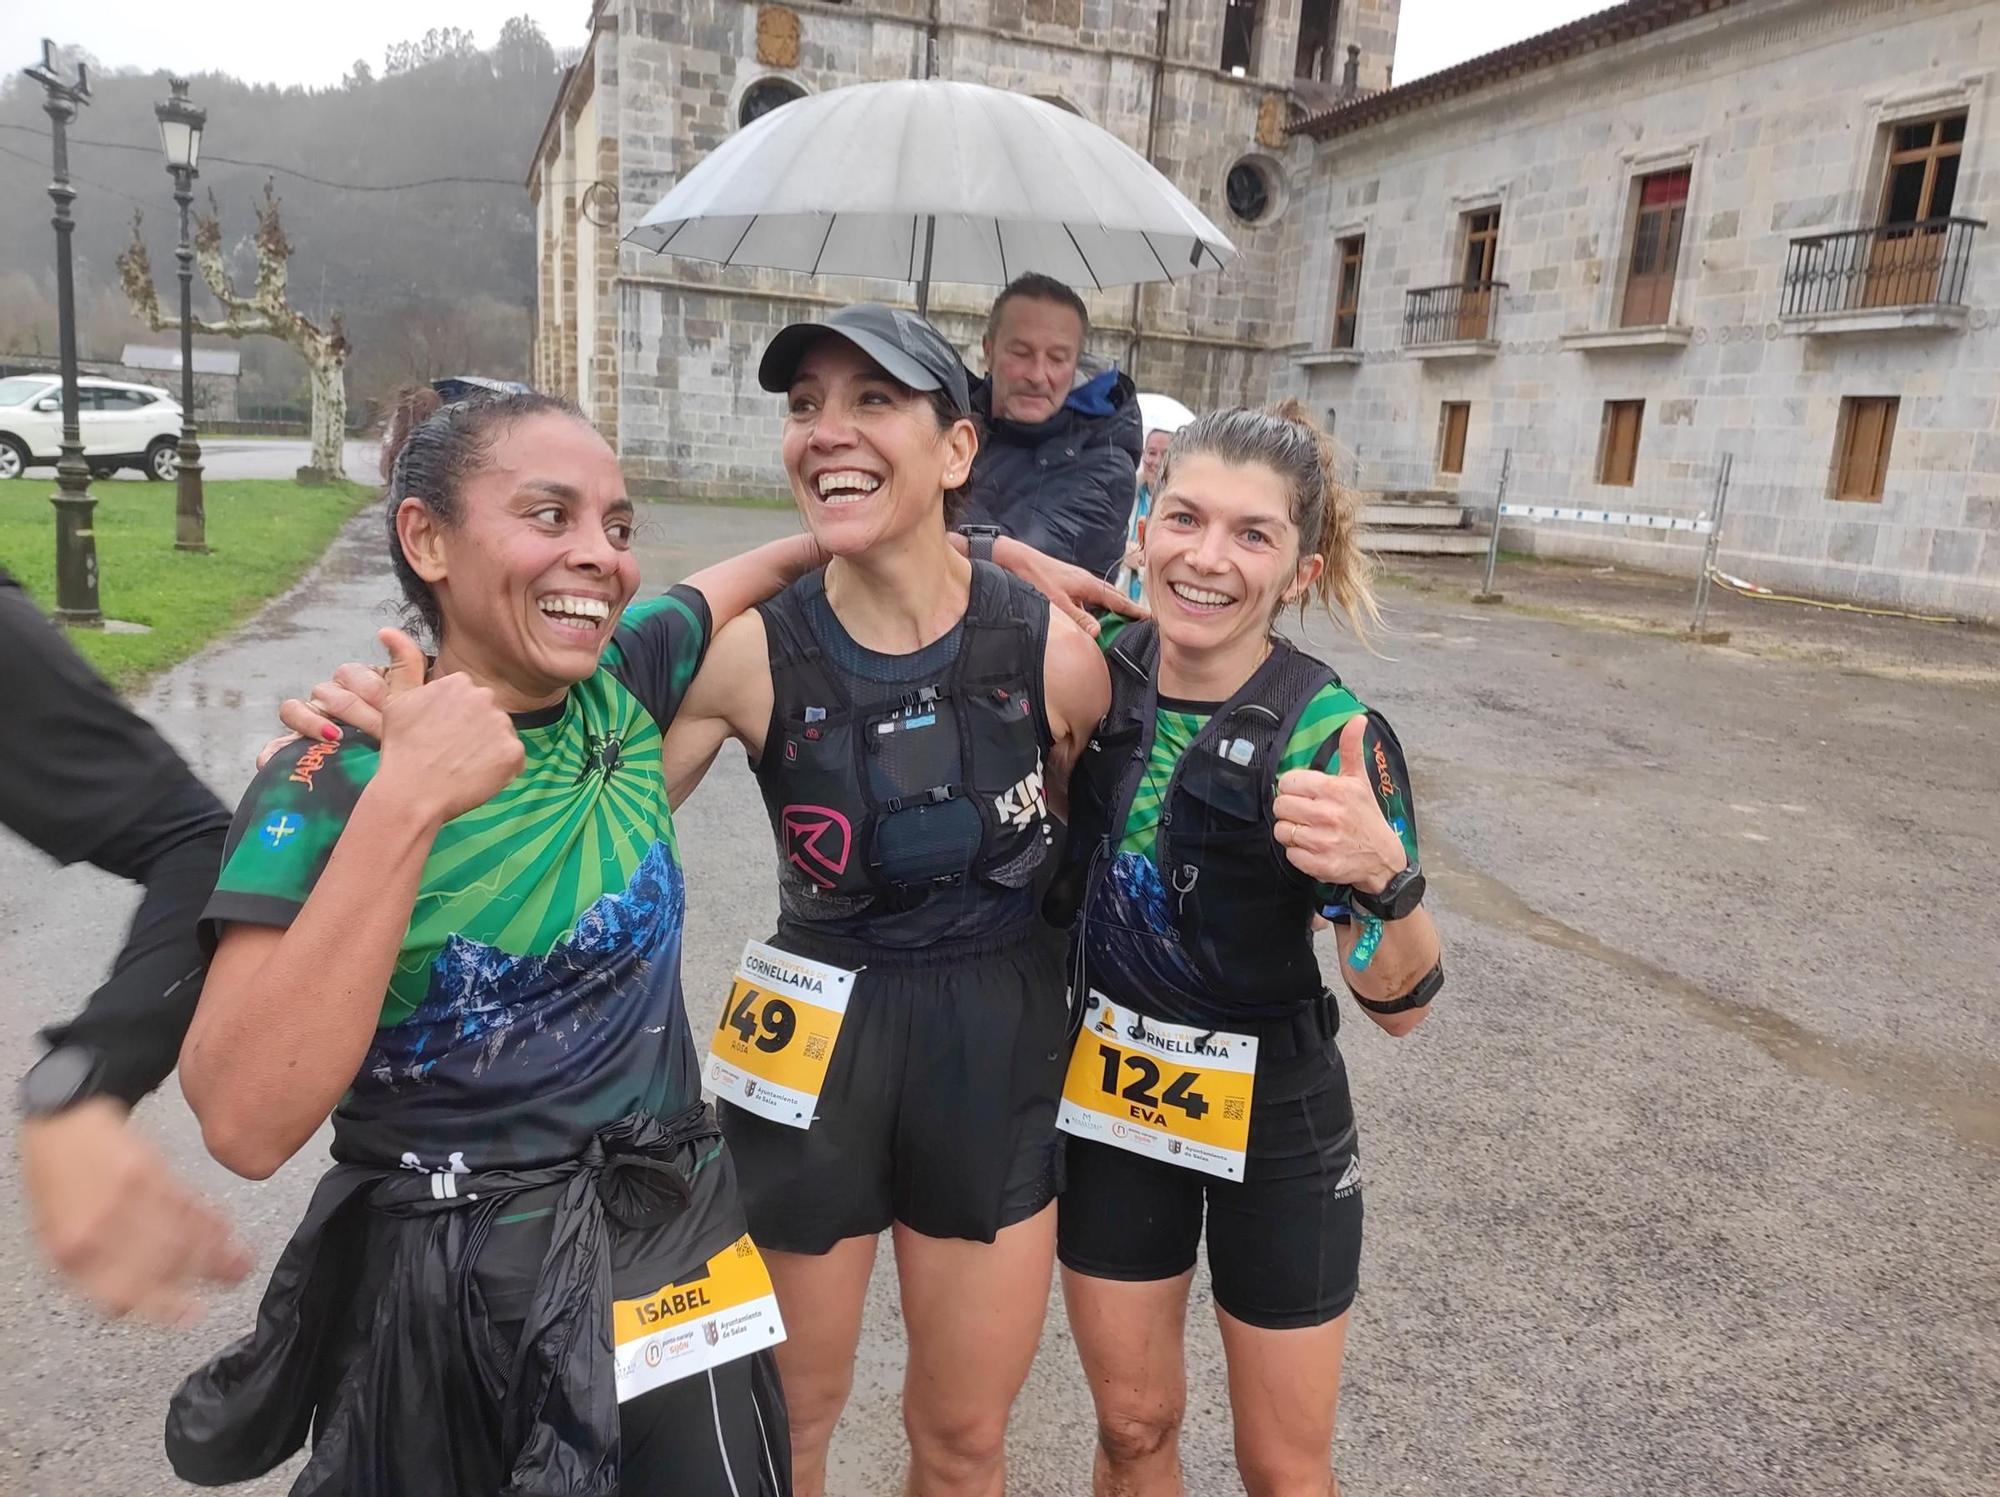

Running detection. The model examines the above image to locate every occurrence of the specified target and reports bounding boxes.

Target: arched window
[739,76,807,128]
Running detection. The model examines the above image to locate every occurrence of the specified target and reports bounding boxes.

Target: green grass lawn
[0,478,371,687]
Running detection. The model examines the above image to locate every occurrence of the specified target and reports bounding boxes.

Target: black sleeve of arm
[0,574,231,1104]
[36,781,229,1105]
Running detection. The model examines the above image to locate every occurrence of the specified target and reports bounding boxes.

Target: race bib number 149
[704,940,856,1129]
[1057,992,1258,1180]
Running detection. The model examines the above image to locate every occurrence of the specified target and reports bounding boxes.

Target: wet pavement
[1,505,1994,1496]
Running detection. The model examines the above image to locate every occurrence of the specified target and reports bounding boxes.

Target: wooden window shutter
[1599,401,1642,486]
[1836,398,1897,501]
[1438,402,1469,474]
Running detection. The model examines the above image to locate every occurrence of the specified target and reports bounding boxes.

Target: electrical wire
[1706,568,1961,625]
[0,139,154,206]
[0,121,521,192]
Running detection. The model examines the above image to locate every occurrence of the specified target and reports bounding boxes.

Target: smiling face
[781,338,977,557]
[396,411,640,708]
[1144,451,1325,658]
[1140,429,1174,487]
[982,294,1084,425]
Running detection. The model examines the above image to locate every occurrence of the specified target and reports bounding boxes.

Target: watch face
[20,1045,98,1116]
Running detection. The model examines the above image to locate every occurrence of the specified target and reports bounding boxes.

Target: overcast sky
[4,2,1610,92]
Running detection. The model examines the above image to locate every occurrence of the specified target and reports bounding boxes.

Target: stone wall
[531,0,1397,499]
[1285,0,2000,621]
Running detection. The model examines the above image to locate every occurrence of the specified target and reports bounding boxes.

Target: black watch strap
[18,1044,105,1119]
[960,524,1001,564]
[1354,959,1444,1016]
[1351,863,1425,921]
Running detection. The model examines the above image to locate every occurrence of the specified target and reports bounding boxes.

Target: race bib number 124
[1057,992,1258,1180]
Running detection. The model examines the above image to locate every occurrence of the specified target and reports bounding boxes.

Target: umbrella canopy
[626,80,1236,297]
[1137,392,1197,437]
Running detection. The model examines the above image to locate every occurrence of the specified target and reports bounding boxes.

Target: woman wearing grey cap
[663,302,1111,1496]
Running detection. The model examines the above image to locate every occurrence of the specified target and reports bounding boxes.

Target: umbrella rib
[723,214,760,266]
[1139,231,1175,283]
[809,213,838,277]
[1064,223,1102,292]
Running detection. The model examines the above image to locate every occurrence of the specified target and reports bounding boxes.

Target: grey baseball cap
[758,302,972,416]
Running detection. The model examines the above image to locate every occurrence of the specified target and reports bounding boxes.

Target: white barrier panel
[1478,450,1735,636]
[1498,503,1713,535]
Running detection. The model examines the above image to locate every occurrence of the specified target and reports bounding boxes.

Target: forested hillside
[0,22,565,421]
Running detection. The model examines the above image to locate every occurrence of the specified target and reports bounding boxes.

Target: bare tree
[117,181,351,479]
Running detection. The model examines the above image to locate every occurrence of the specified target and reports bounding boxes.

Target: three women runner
[1045,401,1444,1497]
[167,388,825,1495]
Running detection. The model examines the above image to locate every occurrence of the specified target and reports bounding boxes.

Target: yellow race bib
[611,1233,786,1402]
[1057,991,1257,1180]
[704,940,856,1129]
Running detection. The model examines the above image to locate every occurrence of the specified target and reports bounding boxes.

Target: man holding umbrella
[961,273,1141,582]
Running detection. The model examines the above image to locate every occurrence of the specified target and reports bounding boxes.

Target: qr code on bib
[805,1034,829,1061]
[1223,1098,1247,1122]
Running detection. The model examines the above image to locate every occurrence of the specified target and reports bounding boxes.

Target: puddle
[1427,848,2000,1153]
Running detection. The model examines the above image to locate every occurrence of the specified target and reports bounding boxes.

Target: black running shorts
[1058,1036,1363,1330]
[720,922,1068,1253]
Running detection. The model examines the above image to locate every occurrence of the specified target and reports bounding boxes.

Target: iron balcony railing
[1404,280,1506,345]
[1781,217,1984,317]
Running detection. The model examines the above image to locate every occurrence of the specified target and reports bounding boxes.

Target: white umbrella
[626,80,1236,309]
[1137,392,1197,436]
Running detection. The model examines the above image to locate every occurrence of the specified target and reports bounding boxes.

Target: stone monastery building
[531,0,2000,622]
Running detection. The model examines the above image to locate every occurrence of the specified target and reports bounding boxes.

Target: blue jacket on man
[963,360,1142,582]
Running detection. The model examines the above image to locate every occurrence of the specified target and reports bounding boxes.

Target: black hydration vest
[753,562,1055,934]
[1048,621,1346,1031]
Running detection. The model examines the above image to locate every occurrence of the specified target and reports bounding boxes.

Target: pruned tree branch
[117,182,351,475]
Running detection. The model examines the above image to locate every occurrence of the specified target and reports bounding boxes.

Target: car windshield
[0,377,51,407]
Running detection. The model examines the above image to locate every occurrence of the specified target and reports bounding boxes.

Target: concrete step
[1361,528,1492,556]
[1361,501,1465,528]
[1370,488,1461,506]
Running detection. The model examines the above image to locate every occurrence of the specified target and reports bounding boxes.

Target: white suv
[0,374,185,483]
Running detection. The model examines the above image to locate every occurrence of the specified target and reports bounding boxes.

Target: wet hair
[377,384,587,643]
[1156,399,1381,644]
[985,272,1090,341]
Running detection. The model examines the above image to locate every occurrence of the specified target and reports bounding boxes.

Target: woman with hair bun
[166,386,822,1494]
[1046,401,1444,1497]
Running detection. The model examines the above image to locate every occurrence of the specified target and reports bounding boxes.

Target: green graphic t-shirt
[201,587,713,1171]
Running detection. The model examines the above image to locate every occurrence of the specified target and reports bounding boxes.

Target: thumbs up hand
[373,629,525,826]
[1272,715,1410,894]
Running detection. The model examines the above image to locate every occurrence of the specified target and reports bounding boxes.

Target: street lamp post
[155,77,207,552]
[22,39,98,625]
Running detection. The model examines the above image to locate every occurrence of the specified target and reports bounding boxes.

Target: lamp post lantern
[155,76,207,552]
[22,39,98,624]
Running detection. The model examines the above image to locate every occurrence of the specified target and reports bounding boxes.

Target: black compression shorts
[720,922,1068,1252]
[1058,1036,1363,1330]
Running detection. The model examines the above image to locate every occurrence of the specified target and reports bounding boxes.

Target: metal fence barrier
[1473,449,1734,637]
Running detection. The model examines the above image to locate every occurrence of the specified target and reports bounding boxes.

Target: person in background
[1121,417,1188,604]
[2,568,252,1325]
[963,273,1142,581]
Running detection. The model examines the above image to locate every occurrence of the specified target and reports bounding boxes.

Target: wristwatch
[1350,862,1426,922]
[1355,958,1444,1016]
[18,1044,106,1119]
[960,524,1002,564]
